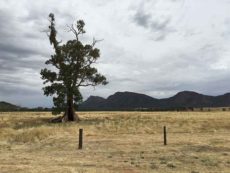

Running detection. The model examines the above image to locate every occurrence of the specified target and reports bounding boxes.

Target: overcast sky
[0,0,230,107]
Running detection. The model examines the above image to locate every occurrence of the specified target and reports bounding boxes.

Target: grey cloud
[0,9,51,57]
[0,52,45,73]
[0,42,40,57]
[0,10,43,58]
[150,18,171,31]
[0,85,51,107]
[0,0,230,107]
[154,34,166,41]
[0,5,78,107]
[0,76,22,85]
[134,10,151,27]
[0,8,48,103]
[199,77,230,96]
[0,84,37,96]
[133,8,173,41]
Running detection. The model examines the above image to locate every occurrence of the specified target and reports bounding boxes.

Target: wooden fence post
[163,126,167,145]
[79,128,83,149]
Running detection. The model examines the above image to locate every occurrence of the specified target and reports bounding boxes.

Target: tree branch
[67,24,79,41]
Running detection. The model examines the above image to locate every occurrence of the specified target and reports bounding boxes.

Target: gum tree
[41,13,108,122]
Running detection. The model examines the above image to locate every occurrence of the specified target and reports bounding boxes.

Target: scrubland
[0,111,230,173]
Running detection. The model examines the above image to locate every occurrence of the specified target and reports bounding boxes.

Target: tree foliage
[41,13,108,118]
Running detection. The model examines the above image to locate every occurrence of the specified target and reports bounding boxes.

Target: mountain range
[1,91,230,111]
[79,91,230,110]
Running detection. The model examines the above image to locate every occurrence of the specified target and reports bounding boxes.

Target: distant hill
[79,91,230,110]
[80,96,106,109]
[0,102,50,111]
[2,91,230,111]
[0,101,21,111]
[80,92,159,110]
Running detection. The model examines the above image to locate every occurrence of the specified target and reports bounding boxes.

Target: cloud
[134,8,171,32]
[134,9,151,28]
[0,0,230,107]
[132,2,175,41]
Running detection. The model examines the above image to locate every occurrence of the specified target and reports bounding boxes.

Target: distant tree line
[1,106,230,112]
[0,107,52,112]
[78,107,230,112]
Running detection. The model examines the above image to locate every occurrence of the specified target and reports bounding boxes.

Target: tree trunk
[63,96,80,122]
[50,96,80,123]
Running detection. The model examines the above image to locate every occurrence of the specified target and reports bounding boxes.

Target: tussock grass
[8,126,56,143]
[0,111,230,172]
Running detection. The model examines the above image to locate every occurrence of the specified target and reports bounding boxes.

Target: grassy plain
[0,111,230,173]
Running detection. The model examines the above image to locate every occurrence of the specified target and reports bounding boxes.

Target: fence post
[163,126,167,145]
[79,128,83,149]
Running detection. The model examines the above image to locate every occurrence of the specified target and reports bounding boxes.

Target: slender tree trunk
[64,96,80,122]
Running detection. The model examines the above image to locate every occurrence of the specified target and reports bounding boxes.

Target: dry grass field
[0,111,230,173]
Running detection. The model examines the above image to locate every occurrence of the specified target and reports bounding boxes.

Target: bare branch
[76,77,85,87]
[94,38,104,43]
[66,24,79,41]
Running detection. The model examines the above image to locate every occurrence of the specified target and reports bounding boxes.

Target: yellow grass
[0,111,230,173]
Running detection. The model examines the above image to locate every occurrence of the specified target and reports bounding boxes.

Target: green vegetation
[40,13,107,122]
